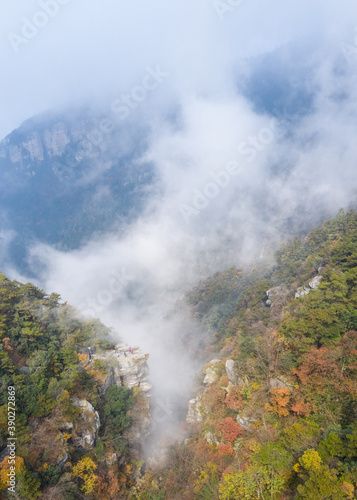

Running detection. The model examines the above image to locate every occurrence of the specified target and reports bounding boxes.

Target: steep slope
[0,110,156,273]
[135,209,357,499]
[0,273,151,499]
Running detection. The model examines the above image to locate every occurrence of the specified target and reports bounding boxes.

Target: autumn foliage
[216,443,235,457]
[72,457,98,495]
[265,388,290,417]
[224,386,243,411]
[218,417,243,442]
[0,456,25,490]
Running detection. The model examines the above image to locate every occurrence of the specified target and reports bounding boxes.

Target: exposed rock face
[187,359,225,424]
[94,344,152,446]
[56,432,70,469]
[105,452,118,466]
[269,377,288,389]
[236,415,257,430]
[187,395,203,423]
[295,286,310,298]
[295,275,322,298]
[266,285,289,307]
[95,344,152,393]
[203,359,222,385]
[204,431,219,445]
[225,359,237,384]
[0,118,99,170]
[100,367,115,395]
[265,285,290,321]
[309,275,323,289]
[71,399,100,450]
[43,122,70,157]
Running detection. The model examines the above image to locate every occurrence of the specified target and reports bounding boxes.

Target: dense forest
[1,208,357,498]
[0,276,137,499]
[135,209,357,499]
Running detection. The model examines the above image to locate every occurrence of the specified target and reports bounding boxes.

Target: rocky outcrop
[295,286,310,298]
[100,366,115,395]
[43,122,70,157]
[204,431,219,445]
[95,344,152,394]
[71,399,100,450]
[56,432,70,469]
[269,377,289,389]
[187,395,203,423]
[0,117,102,170]
[266,285,289,307]
[309,275,323,289]
[225,359,238,384]
[265,285,290,321]
[295,275,323,298]
[203,359,222,385]
[94,344,152,446]
[236,415,257,430]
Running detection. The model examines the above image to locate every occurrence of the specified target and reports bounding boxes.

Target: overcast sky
[1,0,357,138]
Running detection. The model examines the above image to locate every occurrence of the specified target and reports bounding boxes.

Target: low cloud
[3,0,357,454]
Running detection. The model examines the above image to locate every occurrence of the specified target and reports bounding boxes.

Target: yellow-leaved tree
[72,457,98,495]
[0,456,25,489]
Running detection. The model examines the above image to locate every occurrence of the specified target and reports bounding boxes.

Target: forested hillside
[0,276,141,499]
[135,209,357,499]
[2,209,357,499]
[0,111,155,273]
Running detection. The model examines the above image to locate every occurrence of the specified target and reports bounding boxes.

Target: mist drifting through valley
[2,0,357,455]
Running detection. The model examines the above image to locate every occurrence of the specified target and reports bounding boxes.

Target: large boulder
[266,285,288,307]
[71,399,100,450]
[203,359,221,385]
[187,395,203,423]
[295,275,322,298]
[295,286,310,298]
[94,345,152,394]
[204,431,219,445]
[236,415,257,430]
[269,377,288,389]
[309,275,322,289]
[225,359,237,384]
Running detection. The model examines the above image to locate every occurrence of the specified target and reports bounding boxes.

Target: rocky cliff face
[47,344,152,472]
[295,274,323,298]
[0,110,154,272]
[71,399,101,450]
[186,357,254,439]
[94,344,152,446]
[0,114,102,175]
[186,358,224,425]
